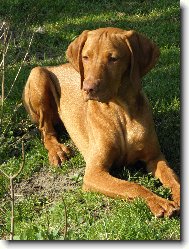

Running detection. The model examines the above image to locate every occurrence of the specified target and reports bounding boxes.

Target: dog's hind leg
[23,66,71,166]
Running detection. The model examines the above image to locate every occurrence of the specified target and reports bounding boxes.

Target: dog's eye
[82,56,89,61]
[108,56,119,63]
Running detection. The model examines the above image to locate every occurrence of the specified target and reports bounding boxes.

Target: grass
[0,0,180,240]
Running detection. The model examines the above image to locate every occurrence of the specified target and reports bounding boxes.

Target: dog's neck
[117,76,144,112]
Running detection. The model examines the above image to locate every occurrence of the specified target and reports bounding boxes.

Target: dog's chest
[88,101,147,152]
[125,117,146,151]
[106,101,147,151]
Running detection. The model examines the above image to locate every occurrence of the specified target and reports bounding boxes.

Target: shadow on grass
[1,0,179,26]
[1,0,179,61]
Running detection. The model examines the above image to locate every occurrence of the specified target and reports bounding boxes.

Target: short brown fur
[23,27,180,217]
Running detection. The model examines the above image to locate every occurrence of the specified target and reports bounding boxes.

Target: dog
[23,27,180,217]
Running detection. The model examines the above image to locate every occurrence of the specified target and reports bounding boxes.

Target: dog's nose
[83,79,101,94]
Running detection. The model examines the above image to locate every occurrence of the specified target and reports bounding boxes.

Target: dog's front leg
[40,115,71,166]
[146,154,180,208]
[83,155,179,217]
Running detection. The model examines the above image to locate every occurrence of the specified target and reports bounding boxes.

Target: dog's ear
[125,30,160,91]
[66,30,89,88]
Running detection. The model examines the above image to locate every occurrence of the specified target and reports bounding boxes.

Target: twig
[10,141,25,240]
[0,25,12,128]
[0,52,5,126]
[3,31,12,58]
[0,32,12,69]
[0,140,25,240]
[9,176,14,240]
[0,167,9,178]
[0,22,5,32]
[0,27,6,127]
[4,32,35,101]
[0,207,6,215]
[0,27,12,69]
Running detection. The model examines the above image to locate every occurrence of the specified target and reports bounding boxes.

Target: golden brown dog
[23,27,180,217]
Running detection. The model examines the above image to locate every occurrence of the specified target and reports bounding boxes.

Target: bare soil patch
[14,167,84,201]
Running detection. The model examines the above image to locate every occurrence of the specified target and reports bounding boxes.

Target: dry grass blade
[0,24,12,127]
[4,32,35,101]
[61,195,68,239]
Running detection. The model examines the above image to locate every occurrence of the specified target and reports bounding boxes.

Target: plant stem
[0,140,25,240]
[10,176,14,240]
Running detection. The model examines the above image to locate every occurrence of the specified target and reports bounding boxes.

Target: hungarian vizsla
[23,27,180,217]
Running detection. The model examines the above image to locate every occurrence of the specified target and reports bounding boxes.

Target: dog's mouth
[82,91,111,103]
[83,92,99,101]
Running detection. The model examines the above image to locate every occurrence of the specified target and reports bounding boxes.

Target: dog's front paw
[172,188,180,208]
[146,196,180,218]
[48,143,72,166]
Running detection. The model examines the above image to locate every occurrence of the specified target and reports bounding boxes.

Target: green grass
[0,0,180,240]
[10,192,179,241]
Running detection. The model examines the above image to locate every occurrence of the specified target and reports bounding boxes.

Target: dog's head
[66,27,160,102]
